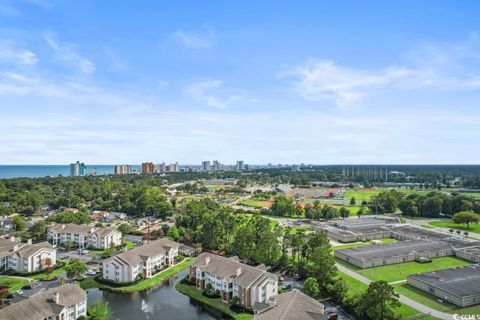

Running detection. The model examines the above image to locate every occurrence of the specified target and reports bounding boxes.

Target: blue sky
[1,0,479,165]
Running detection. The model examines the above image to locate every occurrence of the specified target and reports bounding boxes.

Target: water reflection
[87,269,220,320]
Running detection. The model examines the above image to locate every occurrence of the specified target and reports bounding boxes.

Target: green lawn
[333,238,397,251]
[429,220,480,235]
[28,263,68,280]
[394,283,480,316]
[351,257,471,283]
[100,258,194,293]
[343,189,383,203]
[176,281,253,320]
[239,199,272,208]
[0,277,31,292]
[338,272,437,319]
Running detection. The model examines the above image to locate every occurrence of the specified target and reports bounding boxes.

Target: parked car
[21,285,33,290]
[78,249,90,255]
[85,269,97,276]
[324,308,338,320]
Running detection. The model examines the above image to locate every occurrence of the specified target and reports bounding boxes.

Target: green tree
[118,223,133,234]
[452,211,479,229]
[88,301,111,320]
[303,277,320,298]
[65,260,88,280]
[350,197,356,205]
[355,281,400,320]
[30,220,48,241]
[13,215,27,231]
[339,207,350,219]
[167,226,181,241]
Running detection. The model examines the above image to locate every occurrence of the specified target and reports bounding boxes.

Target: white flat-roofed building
[47,224,121,249]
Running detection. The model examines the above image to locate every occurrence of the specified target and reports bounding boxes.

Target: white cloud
[44,32,96,74]
[0,40,38,65]
[186,79,254,109]
[284,60,411,106]
[284,37,480,106]
[171,28,213,49]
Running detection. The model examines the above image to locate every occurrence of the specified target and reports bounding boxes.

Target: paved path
[336,263,453,320]
[408,218,480,240]
[0,275,33,282]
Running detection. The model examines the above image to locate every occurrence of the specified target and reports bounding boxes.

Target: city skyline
[1,1,480,164]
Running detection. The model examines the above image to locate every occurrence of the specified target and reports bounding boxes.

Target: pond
[86,269,222,320]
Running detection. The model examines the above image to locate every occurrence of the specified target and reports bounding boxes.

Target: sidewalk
[336,263,453,320]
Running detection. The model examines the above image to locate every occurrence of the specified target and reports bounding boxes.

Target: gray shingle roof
[0,284,86,320]
[192,252,277,288]
[254,289,327,320]
[336,239,453,261]
[110,238,179,266]
[408,264,480,297]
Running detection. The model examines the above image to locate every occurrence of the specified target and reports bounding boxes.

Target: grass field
[332,238,397,251]
[338,272,437,319]
[429,220,480,235]
[0,277,30,292]
[340,257,471,283]
[343,189,383,203]
[239,199,273,208]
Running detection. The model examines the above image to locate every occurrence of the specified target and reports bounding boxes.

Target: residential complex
[102,238,180,283]
[47,224,122,249]
[0,284,87,320]
[407,264,480,307]
[69,161,86,177]
[189,253,278,307]
[0,237,56,273]
[253,289,327,320]
[114,164,133,174]
[141,162,156,174]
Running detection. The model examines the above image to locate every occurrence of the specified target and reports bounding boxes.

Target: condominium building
[102,238,180,283]
[141,162,156,174]
[0,237,56,273]
[189,253,278,307]
[47,224,122,249]
[69,161,86,177]
[114,164,133,175]
[236,160,244,171]
[166,162,179,172]
[0,284,87,320]
[156,162,166,174]
[202,161,211,172]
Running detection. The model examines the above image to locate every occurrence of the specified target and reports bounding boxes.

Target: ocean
[0,165,140,179]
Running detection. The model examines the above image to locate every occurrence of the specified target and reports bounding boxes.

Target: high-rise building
[165,162,179,173]
[202,161,211,172]
[141,162,156,174]
[211,160,222,172]
[70,161,86,177]
[114,164,133,175]
[235,160,244,171]
[156,162,166,174]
